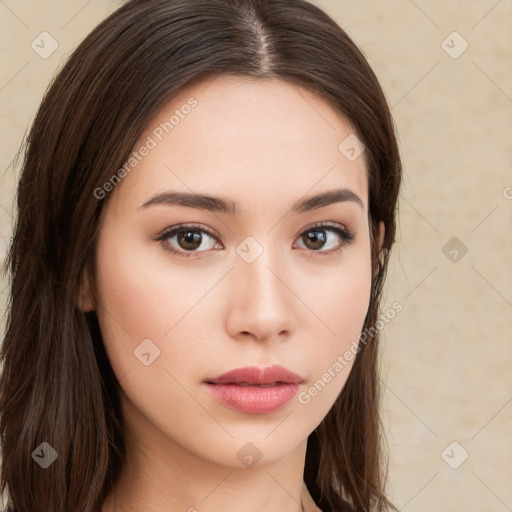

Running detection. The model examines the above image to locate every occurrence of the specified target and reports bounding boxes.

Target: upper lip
[205,365,303,385]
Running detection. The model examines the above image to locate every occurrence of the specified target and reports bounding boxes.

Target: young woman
[0,1,402,511]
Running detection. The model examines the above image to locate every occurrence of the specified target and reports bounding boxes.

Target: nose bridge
[228,235,294,340]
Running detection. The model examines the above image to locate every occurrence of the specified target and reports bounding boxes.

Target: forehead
[111,75,368,213]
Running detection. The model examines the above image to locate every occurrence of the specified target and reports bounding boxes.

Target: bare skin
[80,75,383,512]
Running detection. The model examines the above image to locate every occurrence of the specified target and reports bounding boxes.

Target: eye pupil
[304,230,326,250]
[178,230,202,250]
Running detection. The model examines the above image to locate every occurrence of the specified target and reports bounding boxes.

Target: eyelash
[155,221,355,259]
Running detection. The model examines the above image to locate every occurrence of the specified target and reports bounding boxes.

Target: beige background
[1,1,511,510]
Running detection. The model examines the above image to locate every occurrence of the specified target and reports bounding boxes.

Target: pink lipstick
[204,365,303,414]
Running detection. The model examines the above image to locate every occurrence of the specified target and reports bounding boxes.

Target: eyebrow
[139,187,364,215]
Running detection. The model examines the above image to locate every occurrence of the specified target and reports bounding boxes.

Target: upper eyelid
[159,221,349,240]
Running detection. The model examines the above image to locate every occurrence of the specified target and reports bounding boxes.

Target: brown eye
[157,224,220,257]
[294,222,355,255]
[176,230,203,250]
[302,230,328,251]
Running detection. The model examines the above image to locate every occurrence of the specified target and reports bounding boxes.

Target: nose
[225,244,296,343]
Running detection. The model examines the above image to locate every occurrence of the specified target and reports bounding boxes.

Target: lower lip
[204,382,300,414]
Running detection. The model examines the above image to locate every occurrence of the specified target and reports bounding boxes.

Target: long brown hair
[0,1,402,510]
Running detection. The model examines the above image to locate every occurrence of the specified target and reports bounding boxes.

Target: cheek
[313,241,372,338]
[93,226,219,381]
[93,226,169,375]
[327,259,372,348]
[95,218,187,335]
[299,242,372,401]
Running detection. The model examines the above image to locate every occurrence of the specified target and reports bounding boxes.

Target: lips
[204,365,303,414]
[205,365,303,386]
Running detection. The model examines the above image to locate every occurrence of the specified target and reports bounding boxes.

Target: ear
[376,221,385,253]
[77,268,96,312]
[371,221,386,280]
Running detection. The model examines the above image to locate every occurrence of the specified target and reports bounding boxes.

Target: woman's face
[90,75,375,469]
